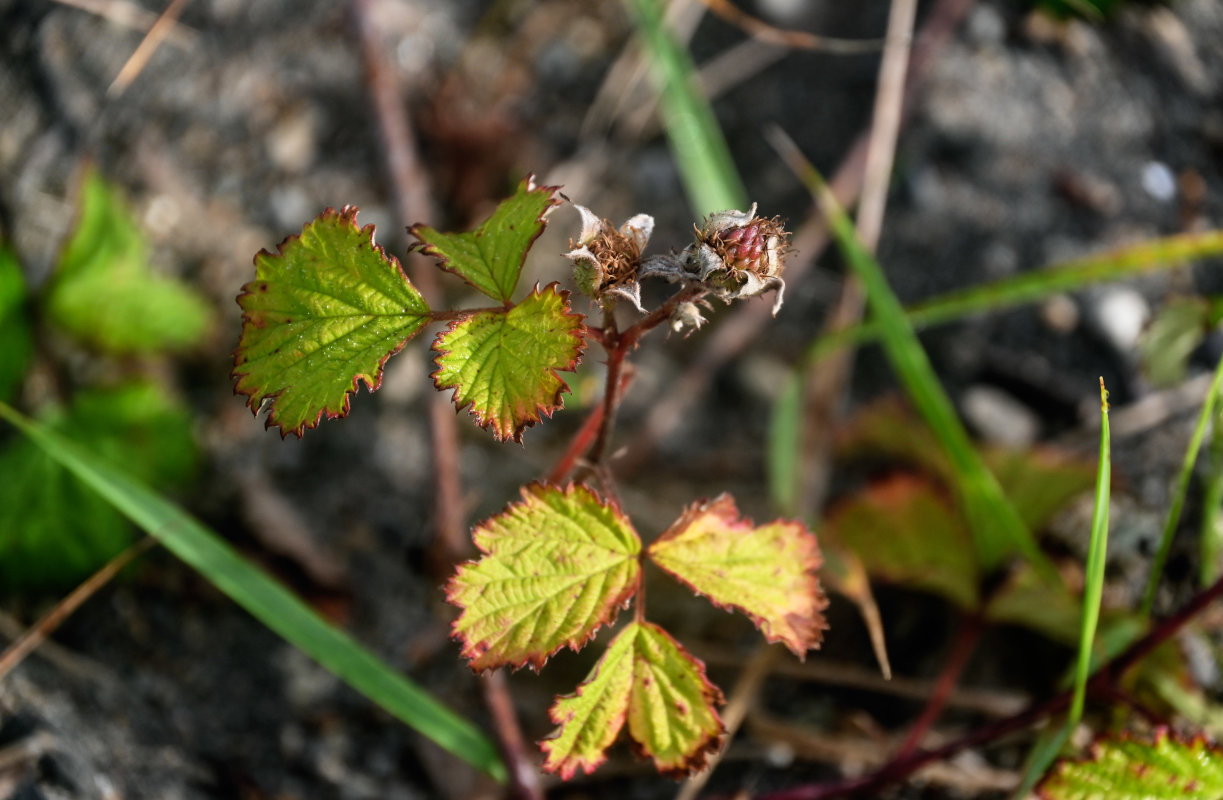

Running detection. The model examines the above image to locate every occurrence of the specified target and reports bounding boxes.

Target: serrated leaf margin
[648,494,828,658]
[232,205,428,438]
[445,482,641,672]
[1037,727,1223,800]
[409,174,561,301]
[431,282,585,442]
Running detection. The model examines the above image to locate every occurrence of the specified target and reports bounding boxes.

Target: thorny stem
[892,611,985,760]
[754,570,1223,799]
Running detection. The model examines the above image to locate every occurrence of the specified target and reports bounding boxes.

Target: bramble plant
[232,176,826,777]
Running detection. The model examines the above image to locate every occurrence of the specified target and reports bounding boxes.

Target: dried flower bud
[688,204,790,315]
[564,204,653,312]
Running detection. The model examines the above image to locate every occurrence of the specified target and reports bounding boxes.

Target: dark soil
[1,0,1222,798]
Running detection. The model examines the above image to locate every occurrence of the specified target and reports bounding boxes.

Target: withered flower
[689,204,789,315]
[564,204,653,313]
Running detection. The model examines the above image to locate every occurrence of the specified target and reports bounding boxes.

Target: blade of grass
[1142,349,1223,615]
[1010,378,1112,798]
[1200,406,1223,587]
[767,370,802,515]
[0,402,507,782]
[807,230,1223,364]
[803,163,1049,577]
[625,0,748,216]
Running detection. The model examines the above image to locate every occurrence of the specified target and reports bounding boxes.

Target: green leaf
[447,483,641,672]
[984,564,1084,644]
[433,283,585,442]
[542,621,723,779]
[1038,729,1223,800]
[821,474,980,609]
[647,495,827,657]
[0,400,506,782]
[0,381,196,592]
[46,167,212,354]
[233,206,430,437]
[0,244,33,402]
[410,176,560,302]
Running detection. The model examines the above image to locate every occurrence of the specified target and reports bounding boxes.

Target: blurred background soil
[1,0,1222,798]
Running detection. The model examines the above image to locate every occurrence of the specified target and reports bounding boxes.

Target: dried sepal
[564,204,654,312]
[690,203,790,315]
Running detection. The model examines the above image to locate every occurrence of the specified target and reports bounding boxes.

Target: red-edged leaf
[647,495,827,658]
[446,483,641,672]
[432,283,585,442]
[233,206,430,437]
[542,621,724,779]
[1039,728,1223,799]
[410,175,561,302]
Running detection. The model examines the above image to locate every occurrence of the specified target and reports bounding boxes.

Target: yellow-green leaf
[647,495,827,658]
[1039,729,1223,800]
[447,483,640,672]
[410,175,560,302]
[233,206,430,437]
[432,283,584,442]
[542,621,724,779]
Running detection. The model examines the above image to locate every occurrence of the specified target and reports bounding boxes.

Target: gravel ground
[1,0,1222,798]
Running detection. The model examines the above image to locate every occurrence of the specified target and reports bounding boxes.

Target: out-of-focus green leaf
[0,245,33,402]
[985,563,1083,645]
[1139,297,1217,387]
[0,381,195,591]
[447,483,640,672]
[648,494,826,657]
[46,167,212,354]
[233,206,430,437]
[1038,729,1223,800]
[986,447,1097,532]
[410,176,560,302]
[433,284,584,442]
[542,621,723,779]
[624,0,747,217]
[767,371,802,515]
[821,475,979,609]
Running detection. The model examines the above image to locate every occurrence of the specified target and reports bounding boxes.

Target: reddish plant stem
[756,571,1223,800]
[892,611,984,760]
[547,402,606,485]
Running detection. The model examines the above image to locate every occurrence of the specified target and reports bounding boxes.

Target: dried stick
[52,0,196,47]
[107,0,191,96]
[349,2,539,796]
[0,537,155,683]
[696,0,886,54]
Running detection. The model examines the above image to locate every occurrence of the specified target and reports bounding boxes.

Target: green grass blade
[1070,380,1112,725]
[625,0,747,216]
[1200,407,1223,587]
[1141,350,1223,614]
[806,230,1223,364]
[1012,379,1113,798]
[0,402,507,782]
[767,371,802,516]
[806,170,1048,577]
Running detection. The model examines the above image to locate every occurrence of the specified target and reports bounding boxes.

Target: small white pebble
[1041,293,1080,333]
[1141,161,1177,203]
[962,385,1040,447]
[1093,287,1150,352]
